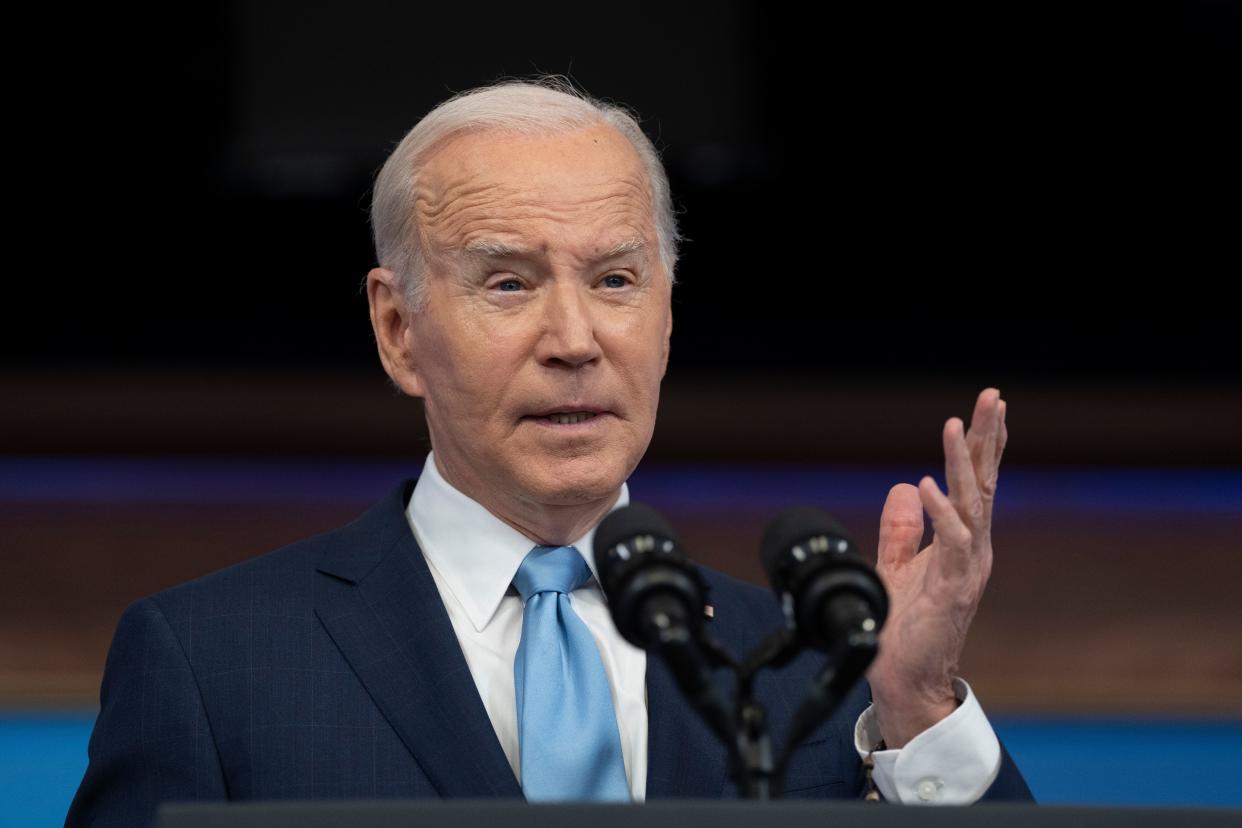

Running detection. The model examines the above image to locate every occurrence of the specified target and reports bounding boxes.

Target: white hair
[370,76,681,308]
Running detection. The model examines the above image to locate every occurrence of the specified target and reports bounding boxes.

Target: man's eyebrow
[462,239,537,259]
[461,237,647,262]
[598,238,647,260]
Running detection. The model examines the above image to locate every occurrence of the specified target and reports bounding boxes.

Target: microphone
[760,506,888,655]
[594,503,736,748]
[761,507,888,795]
[593,503,708,651]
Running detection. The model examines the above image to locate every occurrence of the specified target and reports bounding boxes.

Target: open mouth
[535,411,600,425]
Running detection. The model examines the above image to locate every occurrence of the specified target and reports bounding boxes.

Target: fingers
[944,415,987,537]
[877,483,924,571]
[965,388,1006,501]
[918,475,972,582]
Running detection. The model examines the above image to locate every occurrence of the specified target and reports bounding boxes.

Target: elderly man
[68,79,1029,826]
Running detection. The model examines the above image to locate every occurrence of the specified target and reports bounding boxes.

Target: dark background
[8,1,1238,386]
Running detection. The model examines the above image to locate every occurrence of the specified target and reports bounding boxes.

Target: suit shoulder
[142,480,414,625]
[143,536,314,623]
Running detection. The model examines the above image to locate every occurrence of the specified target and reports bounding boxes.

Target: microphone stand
[731,628,801,799]
[653,606,880,800]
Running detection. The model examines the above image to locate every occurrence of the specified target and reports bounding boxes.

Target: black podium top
[157,800,1239,828]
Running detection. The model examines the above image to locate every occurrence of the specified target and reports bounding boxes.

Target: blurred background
[3,1,1240,824]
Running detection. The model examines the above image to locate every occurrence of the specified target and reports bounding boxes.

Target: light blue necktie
[513,545,630,801]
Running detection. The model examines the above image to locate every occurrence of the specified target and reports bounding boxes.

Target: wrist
[871,682,958,749]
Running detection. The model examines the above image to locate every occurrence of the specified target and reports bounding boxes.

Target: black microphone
[761,507,889,795]
[593,503,708,650]
[760,506,888,655]
[594,503,736,749]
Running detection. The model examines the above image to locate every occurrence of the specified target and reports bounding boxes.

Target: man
[67,78,1030,826]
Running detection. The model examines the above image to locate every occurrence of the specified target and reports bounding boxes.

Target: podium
[157,800,1240,827]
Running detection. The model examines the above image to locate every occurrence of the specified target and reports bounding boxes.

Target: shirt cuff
[853,677,1001,805]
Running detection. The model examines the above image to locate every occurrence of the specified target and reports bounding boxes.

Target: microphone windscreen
[594,502,680,565]
[760,506,854,592]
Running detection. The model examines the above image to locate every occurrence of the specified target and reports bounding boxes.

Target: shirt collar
[406,452,629,633]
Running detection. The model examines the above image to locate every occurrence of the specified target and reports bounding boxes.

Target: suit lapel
[313,480,523,799]
[644,653,731,798]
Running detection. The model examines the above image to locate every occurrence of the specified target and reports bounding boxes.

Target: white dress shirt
[406,452,1001,803]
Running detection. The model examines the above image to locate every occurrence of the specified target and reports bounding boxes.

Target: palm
[871,534,980,703]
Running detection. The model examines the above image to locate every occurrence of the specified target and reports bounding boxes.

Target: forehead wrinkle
[416,151,657,260]
[415,176,512,231]
[416,193,526,258]
[443,191,655,258]
[424,151,652,215]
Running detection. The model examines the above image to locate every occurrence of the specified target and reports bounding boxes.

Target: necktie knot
[513,545,591,603]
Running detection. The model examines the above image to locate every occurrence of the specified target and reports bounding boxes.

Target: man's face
[387,124,672,516]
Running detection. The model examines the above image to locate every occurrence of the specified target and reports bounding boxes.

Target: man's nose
[536,279,602,369]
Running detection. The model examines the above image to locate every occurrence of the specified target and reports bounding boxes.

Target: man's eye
[495,278,523,292]
[601,273,629,289]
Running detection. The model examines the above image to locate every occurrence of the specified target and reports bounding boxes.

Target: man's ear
[366,267,425,397]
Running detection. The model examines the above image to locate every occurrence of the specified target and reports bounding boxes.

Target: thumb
[877,483,923,570]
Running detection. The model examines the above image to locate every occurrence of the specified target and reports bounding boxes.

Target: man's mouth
[538,412,600,425]
[523,406,610,426]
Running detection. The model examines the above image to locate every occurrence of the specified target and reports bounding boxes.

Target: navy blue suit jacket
[67,480,1031,826]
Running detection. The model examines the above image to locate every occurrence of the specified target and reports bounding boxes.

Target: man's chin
[515,459,629,508]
